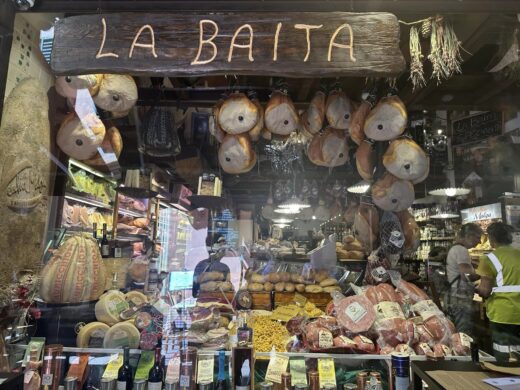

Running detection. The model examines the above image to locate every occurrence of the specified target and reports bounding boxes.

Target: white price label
[345,301,368,323]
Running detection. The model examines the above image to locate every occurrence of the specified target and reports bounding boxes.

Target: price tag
[179,375,191,387]
[265,354,290,384]
[23,370,34,384]
[42,373,53,386]
[270,306,300,322]
[166,355,181,384]
[318,358,336,388]
[294,293,307,307]
[135,351,155,381]
[289,359,307,386]
[318,330,333,348]
[197,355,215,384]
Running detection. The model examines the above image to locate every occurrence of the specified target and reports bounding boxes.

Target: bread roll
[291,274,305,284]
[313,270,329,283]
[263,282,274,292]
[305,285,324,293]
[220,281,234,292]
[285,283,295,292]
[295,284,306,293]
[200,281,218,292]
[274,282,285,292]
[324,286,342,293]
[251,273,265,284]
[268,273,281,284]
[247,283,264,292]
[199,272,225,283]
[280,272,291,282]
[319,278,338,287]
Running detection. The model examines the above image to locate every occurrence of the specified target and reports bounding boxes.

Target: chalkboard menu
[452,111,502,145]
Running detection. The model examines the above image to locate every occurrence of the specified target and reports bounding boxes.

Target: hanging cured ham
[364,96,407,141]
[57,113,106,160]
[264,91,300,136]
[217,92,260,135]
[218,134,257,174]
[356,139,376,181]
[383,138,429,184]
[350,99,372,145]
[326,90,353,130]
[301,91,326,135]
[353,203,380,251]
[249,98,264,141]
[82,126,123,169]
[371,173,414,212]
[210,99,226,143]
[307,128,349,167]
[397,209,421,254]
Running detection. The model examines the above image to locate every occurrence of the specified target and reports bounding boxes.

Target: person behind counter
[477,222,520,362]
[444,223,483,334]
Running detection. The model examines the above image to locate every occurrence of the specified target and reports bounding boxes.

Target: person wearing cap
[477,222,520,362]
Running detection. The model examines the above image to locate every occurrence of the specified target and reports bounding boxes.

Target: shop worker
[477,222,520,362]
[445,223,483,334]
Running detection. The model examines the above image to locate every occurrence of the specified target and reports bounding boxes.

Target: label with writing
[411,300,438,315]
[23,370,34,384]
[289,359,307,386]
[42,374,53,386]
[197,355,215,384]
[317,358,336,388]
[294,293,307,307]
[418,343,432,354]
[165,355,181,384]
[338,336,356,346]
[375,302,405,321]
[442,345,452,356]
[135,351,155,381]
[179,375,191,387]
[318,330,333,348]
[371,266,388,280]
[271,305,301,322]
[344,301,367,323]
[102,354,123,380]
[265,354,290,384]
[460,333,473,348]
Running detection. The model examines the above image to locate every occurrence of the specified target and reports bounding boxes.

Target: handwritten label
[318,330,333,348]
[271,305,301,322]
[23,371,34,384]
[265,354,290,384]
[375,302,405,321]
[197,355,215,384]
[290,359,307,386]
[460,333,473,348]
[338,335,356,346]
[165,355,180,384]
[344,301,367,323]
[135,351,155,381]
[318,358,336,388]
[179,375,191,387]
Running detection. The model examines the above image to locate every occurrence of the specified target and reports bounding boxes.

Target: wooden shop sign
[51,12,405,78]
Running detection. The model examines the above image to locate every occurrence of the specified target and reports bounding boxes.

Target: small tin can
[356,371,368,390]
[259,381,274,389]
[391,352,410,390]
[343,384,357,390]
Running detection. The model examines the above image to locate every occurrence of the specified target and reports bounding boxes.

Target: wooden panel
[0,0,15,123]
[51,12,405,78]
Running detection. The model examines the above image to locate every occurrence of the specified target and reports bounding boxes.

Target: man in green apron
[477,222,520,362]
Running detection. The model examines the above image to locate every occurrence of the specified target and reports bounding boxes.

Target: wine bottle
[113,240,122,258]
[117,347,133,390]
[147,347,164,390]
[101,223,110,258]
[215,350,226,390]
[237,311,253,347]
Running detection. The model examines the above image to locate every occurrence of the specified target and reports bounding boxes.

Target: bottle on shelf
[308,371,319,390]
[215,350,226,390]
[101,223,110,258]
[281,372,293,390]
[23,347,41,390]
[63,377,78,390]
[113,240,122,258]
[147,346,164,390]
[41,346,54,390]
[145,259,159,294]
[117,347,133,390]
[237,312,253,347]
[93,222,98,242]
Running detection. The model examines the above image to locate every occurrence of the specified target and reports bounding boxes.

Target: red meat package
[365,283,399,305]
[389,271,429,304]
[451,333,473,356]
[411,300,455,345]
[334,294,376,334]
[353,335,376,353]
[303,317,341,350]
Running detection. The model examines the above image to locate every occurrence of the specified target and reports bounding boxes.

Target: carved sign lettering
[2,158,46,212]
[51,12,405,78]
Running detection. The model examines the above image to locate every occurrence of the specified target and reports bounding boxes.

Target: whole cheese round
[76,322,110,348]
[125,291,148,307]
[95,291,129,325]
[103,321,140,349]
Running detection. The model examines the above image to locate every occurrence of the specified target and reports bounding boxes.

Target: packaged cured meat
[375,318,415,348]
[364,249,392,286]
[333,335,357,348]
[353,335,376,353]
[414,342,433,355]
[303,322,334,349]
[379,211,405,261]
[451,333,473,356]
[334,294,376,333]
[423,315,454,345]
[380,345,395,355]
[390,272,429,304]
[365,283,399,305]
[394,344,416,355]
[432,344,452,357]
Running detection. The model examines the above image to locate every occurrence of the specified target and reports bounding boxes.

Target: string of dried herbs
[428,17,462,83]
[409,26,426,90]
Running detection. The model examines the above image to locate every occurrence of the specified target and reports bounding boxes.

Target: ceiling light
[312,215,316,220]
[278,196,311,209]
[429,187,471,197]
[274,223,289,228]
[273,218,293,224]
[437,129,444,135]
[274,207,300,214]
[430,213,459,219]
[347,180,370,194]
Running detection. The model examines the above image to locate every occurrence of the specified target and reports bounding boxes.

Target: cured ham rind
[397,210,421,254]
[326,90,353,130]
[371,172,415,212]
[218,134,257,174]
[356,139,376,181]
[383,138,429,183]
[307,128,349,167]
[264,91,300,135]
[364,96,407,141]
[350,100,372,145]
[217,92,260,135]
[301,91,326,135]
[353,203,380,252]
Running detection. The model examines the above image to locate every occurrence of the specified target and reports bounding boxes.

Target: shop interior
[1,4,520,390]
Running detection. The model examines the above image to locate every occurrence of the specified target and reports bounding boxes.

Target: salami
[451,333,472,356]
[366,283,399,305]
[336,295,376,333]
[395,280,429,303]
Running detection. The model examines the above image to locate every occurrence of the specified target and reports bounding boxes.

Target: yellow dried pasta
[250,315,289,352]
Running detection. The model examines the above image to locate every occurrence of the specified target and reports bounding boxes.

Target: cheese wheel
[125,291,148,307]
[103,321,140,349]
[95,291,129,325]
[76,322,110,348]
